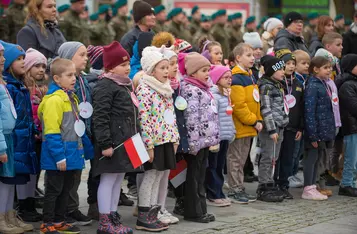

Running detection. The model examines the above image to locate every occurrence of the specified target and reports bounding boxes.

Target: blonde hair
[322,32,343,46]
[233,43,253,58]
[50,58,74,77]
[292,50,310,63]
[27,0,46,34]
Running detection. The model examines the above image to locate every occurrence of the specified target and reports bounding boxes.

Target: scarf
[102,72,132,86]
[169,76,180,90]
[44,20,58,30]
[142,74,173,98]
[184,77,210,92]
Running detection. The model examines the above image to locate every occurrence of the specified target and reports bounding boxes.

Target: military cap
[192,5,199,15]
[114,0,127,9]
[307,12,319,20]
[90,13,99,21]
[98,5,110,15]
[231,12,242,20]
[335,14,344,21]
[57,4,70,13]
[245,16,256,25]
[154,5,165,15]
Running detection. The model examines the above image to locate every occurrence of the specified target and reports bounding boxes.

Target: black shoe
[256,184,284,202]
[339,186,357,197]
[204,213,215,222]
[280,187,294,199]
[87,203,99,221]
[119,190,134,206]
[67,209,92,226]
[18,209,42,222]
[66,215,77,225]
[325,173,340,186]
[18,198,42,222]
[173,197,184,216]
[184,215,210,223]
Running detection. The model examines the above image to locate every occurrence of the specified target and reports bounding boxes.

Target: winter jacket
[326,79,341,128]
[211,85,236,141]
[4,73,38,174]
[29,82,47,133]
[38,83,93,171]
[280,76,304,132]
[336,73,357,136]
[92,78,142,176]
[342,26,357,56]
[120,25,155,57]
[308,35,324,56]
[129,41,141,79]
[0,84,17,177]
[181,80,220,155]
[136,74,180,150]
[262,31,274,55]
[173,89,190,154]
[84,71,100,91]
[274,29,310,55]
[304,76,336,142]
[74,75,92,137]
[258,76,289,134]
[295,72,308,87]
[231,65,262,139]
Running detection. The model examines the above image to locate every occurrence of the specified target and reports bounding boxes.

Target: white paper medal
[175,96,187,110]
[131,92,139,107]
[285,94,296,108]
[226,106,233,115]
[332,92,339,106]
[79,102,93,119]
[253,88,260,102]
[163,109,175,125]
[74,120,86,137]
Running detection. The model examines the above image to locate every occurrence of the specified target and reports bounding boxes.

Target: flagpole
[99,142,125,160]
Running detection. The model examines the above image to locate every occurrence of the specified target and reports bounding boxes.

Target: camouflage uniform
[153,20,166,33]
[110,15,130,42]
[303,24,316,47]
[189,19,200,36]
[192,28,214,47]
[5,3,26,43]
[227,24,243,51]
[211,23,230,59]
[59,9,91,46]
[167,20,192,42]
[0,8,9,42]
[90,19,115,46]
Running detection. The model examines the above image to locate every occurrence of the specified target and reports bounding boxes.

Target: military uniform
[189,19,200,36]
[59,9,91,46]
[211,23,230,59]
[153,20,166,33]
[227,24,243,51]
[167,20,192,42]
[192,28,214,47]
[90,19,115,46]
[110,15,130,42]
[0,8,9,42]
[5,3,26,43]
[303,24,316,47]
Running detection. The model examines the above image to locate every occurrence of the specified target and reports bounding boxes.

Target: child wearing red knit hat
[92,41,140,234]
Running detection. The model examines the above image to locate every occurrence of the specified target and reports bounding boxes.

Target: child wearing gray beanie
[58,41,85,60]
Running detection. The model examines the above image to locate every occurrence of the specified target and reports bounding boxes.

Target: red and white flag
[169,160,187,188]
[124,133,150,169]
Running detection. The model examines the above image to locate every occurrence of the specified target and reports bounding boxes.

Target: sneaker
[206,199,230,207]
[40,223,60,234]
[54,222,80,233]
[280,187,293,199]
[339,186,357,197]
[161,209,179,224]
[65,215,77,225]
[67,209,92,226]
[223,181,230,189]
[127,186,138,200]
[241,190,257,202]
[184,215,210,223]
[157,210,171,225]
[256,184,284,202]
[288,176,304,188]
[302,185,328,200]
[204,213,215,222]
[227,190,249,204]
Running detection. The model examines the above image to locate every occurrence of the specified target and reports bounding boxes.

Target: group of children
[0,25,356,234]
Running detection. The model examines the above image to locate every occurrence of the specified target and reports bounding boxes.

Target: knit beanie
[261,55,285,77]
[184,52,211,76]
[133,0,154,23]
[275,48,296,63]
[141,46,168,74]
[58,41,84,60]
[175,39,192,53]
[87,45,104,70]
[178,53,187,76]
[263,17,283,32]
[160,47,177,60]
[341,54,357,73]
[243,32,263,49]
[0,40,25,71]
[315,48,337,66]
[24,48,47,72]
[209,65,231,84]
[103,41,130,70]
[284,11,303,28]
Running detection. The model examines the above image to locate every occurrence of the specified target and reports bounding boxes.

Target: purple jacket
[326,78,342,128]
[181,80,220,155]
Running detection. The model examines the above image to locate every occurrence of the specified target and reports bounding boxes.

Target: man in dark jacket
[274,11,310,56]
[342,12,357,56]
[120,0,155,57]
[335,54,357,197]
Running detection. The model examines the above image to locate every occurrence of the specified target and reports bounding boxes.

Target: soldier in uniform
[167,7,192,42]
[110,0,130,42]
[90,5,115,46]
[89,13,99,25]
[5,0,26,43]
[192,14,214,46]
[226,12,244,51]
[57,4,70,22]
[244,16,256,33]
[153,5,166,33]
[344,18,352,32]
[189,5,200,36]
[303,12,319,47]
[80,5,89,21]
[211,9,230,59]
[0,6,9,42]
[335,14,345,35]
[59,0,91,46]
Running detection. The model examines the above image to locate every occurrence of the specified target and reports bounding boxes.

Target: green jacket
[189,19,200,36]
[59,9,91,46]
[167,20,192,43]
[192,28,214,47]
[211,23,230,59]
[110,15,129,42]
[90,19,115,46]
[227,24,243,51]
[5,4,26,43]
[153,20,166,33]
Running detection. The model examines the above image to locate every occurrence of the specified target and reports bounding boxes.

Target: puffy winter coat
[274,29,310,55]
[304,76,336,142]
[4,73,38,174]
[120,25,155,57]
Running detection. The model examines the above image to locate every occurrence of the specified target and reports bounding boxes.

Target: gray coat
[17,18,66,59]
[211,85,236,141]
[274,29,310,56]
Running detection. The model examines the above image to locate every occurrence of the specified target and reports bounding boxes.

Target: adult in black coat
[309,15,334,56]
[342,18,357,56]
[17,0,65,59]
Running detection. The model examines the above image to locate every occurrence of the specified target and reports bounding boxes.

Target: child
[322,32,343,80]
[257,55,289,202]
[0,42,33,234]
[274,49,304,199]
[0,41,41,223]
[243,32,263,79]
[180,52,219,223]
[293,50,311,87]
[206,65,235,207]
[303,56,335,201]
[227,43,261,204]
[136,47,179,231]
[336,54,357,197]
[38,58,93,233]
[92,41,138,234]
[58,42,93,225]
[198,38,223,65]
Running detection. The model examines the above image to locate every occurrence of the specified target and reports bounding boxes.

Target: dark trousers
[174,153,186,199]
[274,130,296,188]
[87,160,100,205]
[43,170,76,223]
[184,148,209,218]
[206,140,228,199]
[67,170,82,213]
[126,172,137,188]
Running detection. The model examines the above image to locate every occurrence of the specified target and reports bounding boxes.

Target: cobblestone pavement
[30,165,357,234]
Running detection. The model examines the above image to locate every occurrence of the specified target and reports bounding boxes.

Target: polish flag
[124,133,150,169]
[169,160,187,188]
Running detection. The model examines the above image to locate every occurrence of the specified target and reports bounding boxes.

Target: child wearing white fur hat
[243,32,264,78]
[262,18,284,54]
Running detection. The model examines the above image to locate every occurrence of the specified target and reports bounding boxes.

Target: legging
[0,182,15,213]
[97,173,125,214]
[138,169,164,207]
[17,174,36,199]
[157,170,170,211]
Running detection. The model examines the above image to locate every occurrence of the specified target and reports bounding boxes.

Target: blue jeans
[341,134,357,188]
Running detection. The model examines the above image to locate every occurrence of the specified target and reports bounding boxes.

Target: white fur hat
[264,18,283,32]
[243,32,263,49]
[141,46,168,74]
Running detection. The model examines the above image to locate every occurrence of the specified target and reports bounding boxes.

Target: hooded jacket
[274,29,310,55]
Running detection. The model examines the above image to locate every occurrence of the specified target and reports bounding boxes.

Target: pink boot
[302,185,328,200]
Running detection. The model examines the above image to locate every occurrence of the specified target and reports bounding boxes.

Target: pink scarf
[184,77,210,92]
[102,72,132,86]
[169,77,180,90]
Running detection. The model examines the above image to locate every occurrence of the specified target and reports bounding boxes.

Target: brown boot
[6,210,34,232]
[0,212,23,234]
